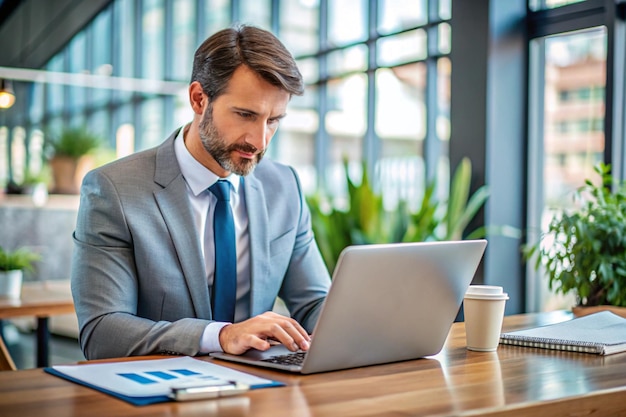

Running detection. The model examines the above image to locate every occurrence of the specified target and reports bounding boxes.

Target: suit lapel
[244,174,271,316]
[153,131,211,318]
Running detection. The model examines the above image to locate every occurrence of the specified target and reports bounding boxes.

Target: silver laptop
[210,239,487,374]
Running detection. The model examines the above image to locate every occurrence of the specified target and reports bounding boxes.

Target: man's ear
[189,81,207,115]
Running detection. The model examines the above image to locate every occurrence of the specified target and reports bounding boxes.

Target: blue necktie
[209,180,236,322]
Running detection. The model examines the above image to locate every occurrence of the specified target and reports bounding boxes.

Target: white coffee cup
[463,285,509,352]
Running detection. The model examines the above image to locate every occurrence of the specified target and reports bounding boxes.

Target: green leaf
[307,157,508,274]
[45,127,102,159]
[0,247,41,272]
[525,162,626,307]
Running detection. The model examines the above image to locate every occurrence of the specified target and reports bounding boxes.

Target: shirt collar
[174,126,241,196]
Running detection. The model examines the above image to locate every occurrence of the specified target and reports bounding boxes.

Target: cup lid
[464,285,509,300]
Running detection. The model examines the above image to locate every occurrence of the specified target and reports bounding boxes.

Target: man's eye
[238,112,254,119]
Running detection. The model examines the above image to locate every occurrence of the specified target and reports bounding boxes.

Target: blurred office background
[0,0,624,366]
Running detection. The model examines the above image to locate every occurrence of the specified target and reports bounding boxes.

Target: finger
[284,323,311,350]
[219,325,271,354]
[292,319,312,341]
[266,321,310,352]
[281,317,312,345]
[256,312,310,343]
[267,313,311,341]
[246,336,272,352]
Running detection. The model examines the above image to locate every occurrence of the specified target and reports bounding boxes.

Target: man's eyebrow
[232,106,287,120]
[232,106,256,114]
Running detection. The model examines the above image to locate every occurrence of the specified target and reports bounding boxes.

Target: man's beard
[199,105,265,176]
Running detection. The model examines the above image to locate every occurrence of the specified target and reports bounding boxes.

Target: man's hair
[191,25,304,101]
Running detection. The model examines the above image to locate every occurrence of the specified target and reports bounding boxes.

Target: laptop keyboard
[260,351,306,366]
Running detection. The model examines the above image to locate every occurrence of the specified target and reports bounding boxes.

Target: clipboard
[44,356,284,406]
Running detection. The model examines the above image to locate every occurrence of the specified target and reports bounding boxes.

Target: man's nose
[247,122,270,151]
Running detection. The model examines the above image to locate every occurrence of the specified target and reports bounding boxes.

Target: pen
[169,380,250,401]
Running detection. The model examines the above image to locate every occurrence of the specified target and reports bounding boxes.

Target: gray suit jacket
[71,129,331,360]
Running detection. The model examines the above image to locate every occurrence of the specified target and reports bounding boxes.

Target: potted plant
[0,246,41,299]
[46,127,102,194]
[4,168,51,203]
[525,162,626,317]
[307,157,491,273]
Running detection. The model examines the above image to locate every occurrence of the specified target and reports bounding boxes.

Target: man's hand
[218,312,311,355]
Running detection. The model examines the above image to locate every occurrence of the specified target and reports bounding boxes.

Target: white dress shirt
[174,126,252,352]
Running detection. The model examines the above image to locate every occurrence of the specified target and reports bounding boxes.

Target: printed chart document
[45,356,283,405]
[499,311,626,355]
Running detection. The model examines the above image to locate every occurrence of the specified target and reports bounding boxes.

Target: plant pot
[0,270,23,299]
[572,305,626,319]
[50,155,94,194]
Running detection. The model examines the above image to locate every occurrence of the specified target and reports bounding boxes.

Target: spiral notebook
[499,311,626,355]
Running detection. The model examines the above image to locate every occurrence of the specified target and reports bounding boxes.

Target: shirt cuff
[199,321,231,353]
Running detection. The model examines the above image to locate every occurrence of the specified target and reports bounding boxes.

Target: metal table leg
[36,317,50,368]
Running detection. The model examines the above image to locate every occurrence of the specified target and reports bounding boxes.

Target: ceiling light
[0,78,15,109]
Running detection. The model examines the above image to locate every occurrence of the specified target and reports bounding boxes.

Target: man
[71,25,332,360]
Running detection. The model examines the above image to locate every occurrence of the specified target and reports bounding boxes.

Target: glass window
[296,57,319,86]
[376,63,425,209]
[172,0,196,82]
[437,57,451,142]
[91,9,112,71]
[113,102,134,127]
[68,33,87,113]
[439,0,451,20]
[529,0,587,12]
[275,86,320,193]
[28,83,45,125]
[90,7,113,107]
[46,54,65,116]
[270,56,319,192]
[113,0,135,103]
[326,73,367,193]
[46,117,64,140]
[115,123,135,159]
[88,109,110,146]
[112,103,135,154]
[26,0,453,224]
[70,113,86,128]
[0,127,8,186]
[328,0,367,47]
[438,23,451,55]
[140,98,164,150]
[115,0,135,78]
[376,64,425,141]
[174,89,193,128]
[529,26,607,310]
[542,28,606,209]
[142,0,165,80]
[10,127,26,184]
[239,0,271,29]
[28,129,45,179]
[378,0,427,35]
[203,0,230,37]
[327,45,368,78]
[279,0,319,57]
[377,30,427,67]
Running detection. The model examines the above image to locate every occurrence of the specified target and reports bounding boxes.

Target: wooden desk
[1,311,626,416]
[0,281,75,367]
